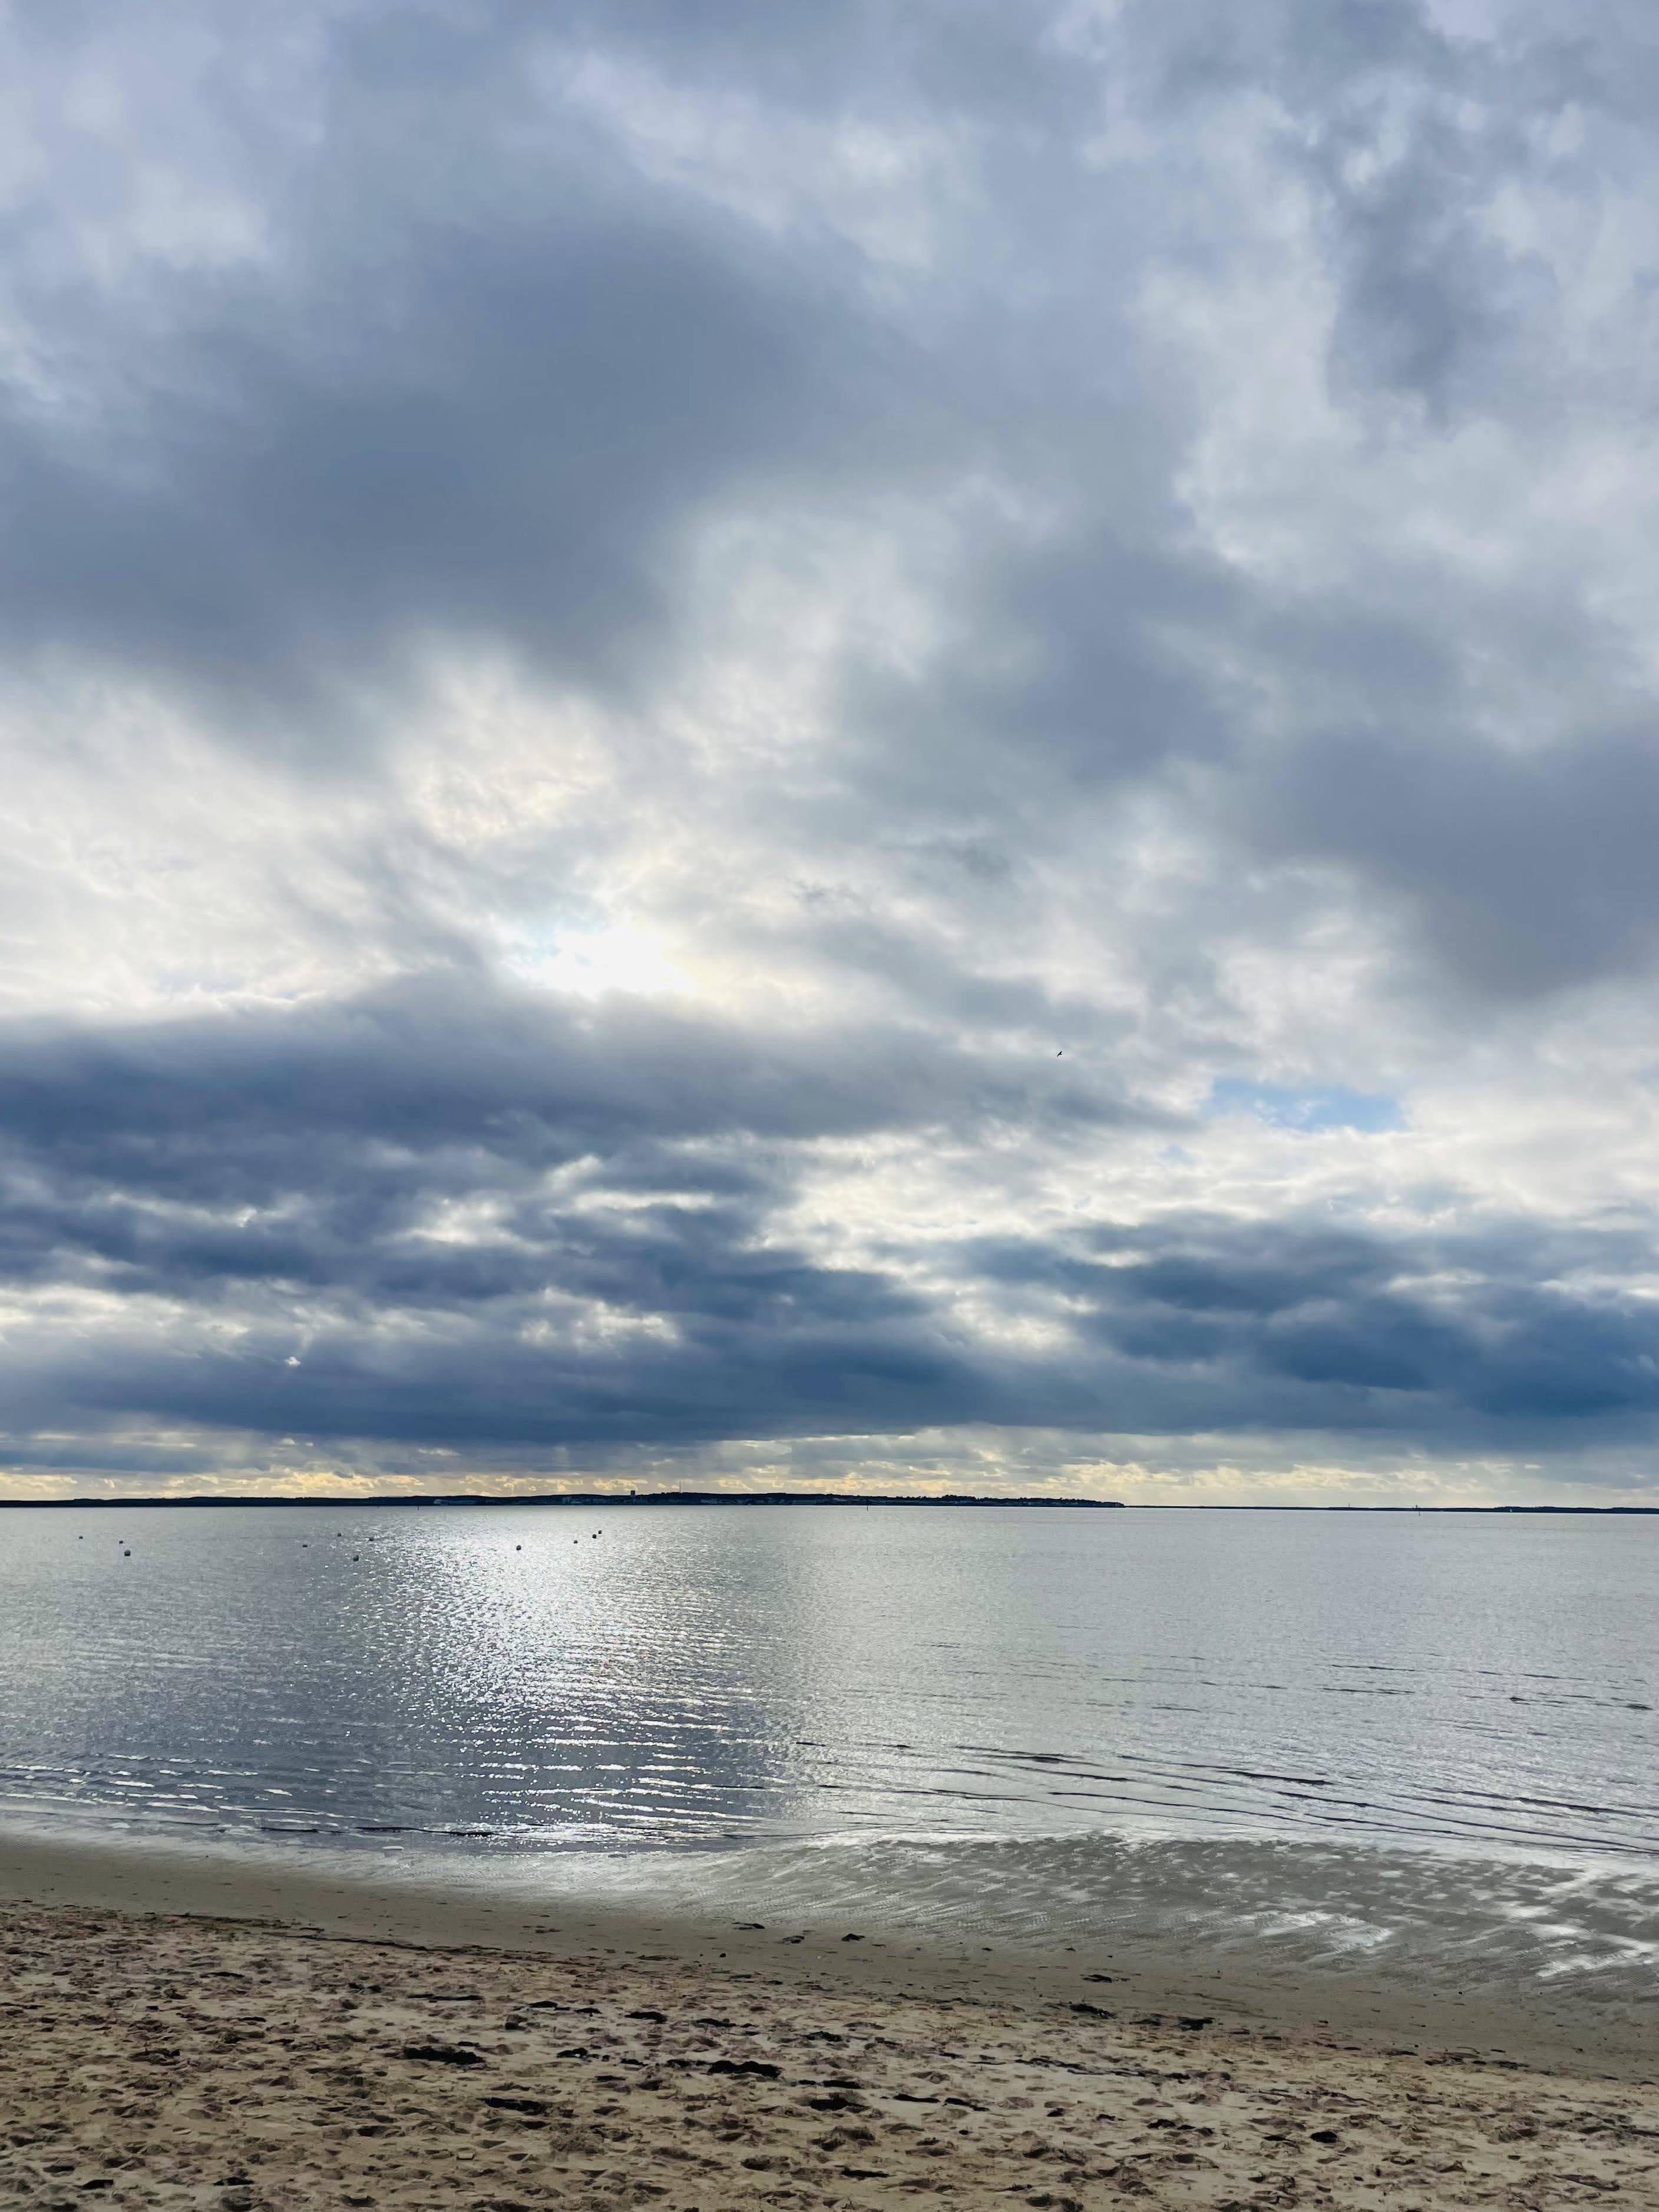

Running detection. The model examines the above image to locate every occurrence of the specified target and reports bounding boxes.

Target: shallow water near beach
[2,1502,1655,2006]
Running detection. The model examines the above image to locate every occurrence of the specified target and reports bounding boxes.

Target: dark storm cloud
[1161,0,1555,423]
[1,226,813,713]
[1316,103,1550,424]
[964,1215,1659,1438]
[0,969,1132,1160]
[9,1177,1659,1459]
[1253,721,1659,996]
[842,525,1243,846]
[0,969,1142,1293]
[0,9,911,747]
[0,975,1655,1461]
[0,979,1016,1448]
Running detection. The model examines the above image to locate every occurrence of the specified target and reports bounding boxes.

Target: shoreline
[1,1826,1654,2085]
[2,1872,1655,2211]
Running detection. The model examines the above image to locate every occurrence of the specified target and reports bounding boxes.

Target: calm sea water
[2,1504,1655,1990]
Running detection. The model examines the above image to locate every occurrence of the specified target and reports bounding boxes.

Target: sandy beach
[2,1840,1655,2211]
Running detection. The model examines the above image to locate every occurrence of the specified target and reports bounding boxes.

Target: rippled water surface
[2,1503,1652,1871]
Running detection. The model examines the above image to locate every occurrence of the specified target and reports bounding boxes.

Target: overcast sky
[7,0,1659,1501]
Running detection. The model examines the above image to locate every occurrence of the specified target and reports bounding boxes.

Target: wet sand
[2,1836,1657,2209]
[1,1830,1655,2081]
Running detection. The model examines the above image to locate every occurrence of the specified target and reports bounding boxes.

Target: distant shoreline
[2,1491,1656,1511]
[5,1489,1124,1509]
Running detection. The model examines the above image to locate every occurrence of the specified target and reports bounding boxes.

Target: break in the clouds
[5,0,1659,1501]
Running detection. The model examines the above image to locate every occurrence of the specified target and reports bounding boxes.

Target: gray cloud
[5,0,1659,1494]
[0,979,1655,1469]
[0,185,854,752]
[1254,721,1659,996]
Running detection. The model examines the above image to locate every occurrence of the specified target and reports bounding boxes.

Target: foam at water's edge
[540,1829,1659,2001]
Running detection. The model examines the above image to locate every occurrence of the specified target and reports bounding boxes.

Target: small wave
[483,1827,1659,2009]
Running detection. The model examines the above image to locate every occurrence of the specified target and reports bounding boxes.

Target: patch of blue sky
[1208,1078,1403,1134]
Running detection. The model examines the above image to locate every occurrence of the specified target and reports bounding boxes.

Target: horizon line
[2,1491,1656,1514]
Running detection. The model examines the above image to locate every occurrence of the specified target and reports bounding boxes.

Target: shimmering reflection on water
[0,1504,1654,1870]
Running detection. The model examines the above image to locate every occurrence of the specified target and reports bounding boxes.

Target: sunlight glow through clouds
[507,925,689,1003]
